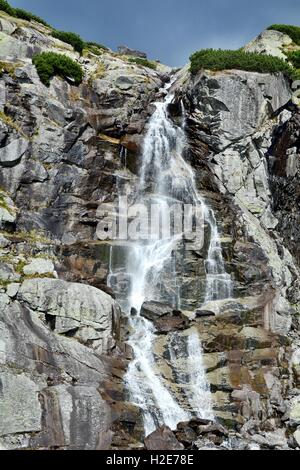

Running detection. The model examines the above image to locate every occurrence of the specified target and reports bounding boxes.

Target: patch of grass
[88,62,106,84]
[24,272,55,280]
[52,30,85,54]
[0,192,11,212]
[15,259,26,274]
[0,110,27,137]
[0,110,15,127]
[32,52,83,87]
[267,24,300,46]
[189,48,295,79]
[0,229,52,245]
[0,60,18,78]
[128,57,157,70]
[0,279,11,288]
[0,0,49,26]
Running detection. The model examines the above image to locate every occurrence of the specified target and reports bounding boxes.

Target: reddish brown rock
[144,426,184,450]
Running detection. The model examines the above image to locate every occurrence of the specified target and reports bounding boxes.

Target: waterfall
[203,206,232,303]
[108,80,232,436]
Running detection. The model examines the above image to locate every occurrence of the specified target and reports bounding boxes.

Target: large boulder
[184,70,291,151]
[243,29,293,59]
[140,301,188,333]
[117,45,147,58]
[18,279,120,353]
[23,258,56,277]
[0,137,28,166]
[0,191,16,228]
[0,370,42,436]
[0,298,115,450]
[144,426,184,450]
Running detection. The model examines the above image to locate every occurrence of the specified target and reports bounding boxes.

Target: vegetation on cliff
[190,48,297,79]
[0,0,49,26]
[52,30,85,54]
[267,24,300,45]
[128,57,157,70]
[287,50,300,68]
[32,52,83,87]
[85,41,109,53]
[0,1,107,55]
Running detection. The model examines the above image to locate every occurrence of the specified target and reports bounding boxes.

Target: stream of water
[108,80,232,436]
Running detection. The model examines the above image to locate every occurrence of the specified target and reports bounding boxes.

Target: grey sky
[10,0,300,66]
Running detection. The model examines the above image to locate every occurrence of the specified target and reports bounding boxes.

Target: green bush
[287,50,300,68]
[32,52,83,87]
[267,24,300,46]
[128,57,157,70]
[0,0,49,26]
[190,48,294,78]
[86,41,109,52]
[13,7,49,27]
[0,0,14,16]
[52,30,85,54]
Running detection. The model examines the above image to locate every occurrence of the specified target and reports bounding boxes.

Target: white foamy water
[109,81,232,436]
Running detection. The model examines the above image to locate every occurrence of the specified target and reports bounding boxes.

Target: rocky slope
[0,9,300,450]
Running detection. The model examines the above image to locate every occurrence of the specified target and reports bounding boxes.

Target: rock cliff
[0,9,300,450]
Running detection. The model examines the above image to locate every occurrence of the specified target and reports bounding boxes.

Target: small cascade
[108,78,232,436]
[203,206,232,303]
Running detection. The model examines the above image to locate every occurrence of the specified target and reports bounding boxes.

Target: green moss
[190,48,295,79]
[52,30,85,54]
[267,24,300,46]
[32,52,83,87]
[128,57,157,70]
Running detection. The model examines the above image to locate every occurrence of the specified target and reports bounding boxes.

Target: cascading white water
[109,80,232,436]
[203,206,232,303]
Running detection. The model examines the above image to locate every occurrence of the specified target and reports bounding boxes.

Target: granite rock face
[171,64,300,448]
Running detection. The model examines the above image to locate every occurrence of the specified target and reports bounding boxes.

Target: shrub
[287,50,300,68]
[86,41,109,52]
[128,57,157,70]
[0,0,14,16]
[267,24,300,46]
[32,52,83,87]
[52,30,85,54]
[0,0,49,26]
[13,8,49,27]
[190,48,294,78]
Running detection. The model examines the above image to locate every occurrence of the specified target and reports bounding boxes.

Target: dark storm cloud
[10,0,300,66]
